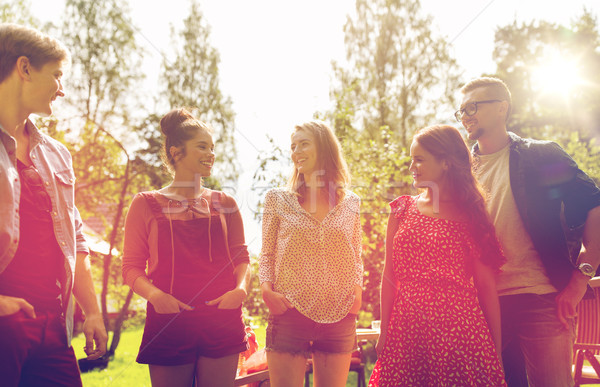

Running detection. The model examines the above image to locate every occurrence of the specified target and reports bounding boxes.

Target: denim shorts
[265,308,357,358]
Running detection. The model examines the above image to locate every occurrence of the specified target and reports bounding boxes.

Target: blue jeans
[500,293,575,387]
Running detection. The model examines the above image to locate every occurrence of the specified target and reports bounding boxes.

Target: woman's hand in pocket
[206,288,247,309]
[148,290,193,314]
[261,288,293,315]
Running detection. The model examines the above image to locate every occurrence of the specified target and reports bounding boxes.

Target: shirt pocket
[53,169,76,211]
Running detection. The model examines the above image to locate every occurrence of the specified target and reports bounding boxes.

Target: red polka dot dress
[368,196,506,387]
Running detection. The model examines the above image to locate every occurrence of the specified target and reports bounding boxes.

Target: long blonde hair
[286,120,350,206]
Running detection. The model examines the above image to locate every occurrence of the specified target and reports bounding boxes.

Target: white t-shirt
[475,144,557,296]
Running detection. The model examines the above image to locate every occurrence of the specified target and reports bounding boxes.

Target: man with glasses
[456,77,600,386]
[0,24,107,386]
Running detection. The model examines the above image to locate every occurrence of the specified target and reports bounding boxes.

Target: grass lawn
[72,325,377,386]
[73,327,150,386]
[74,327,600,387]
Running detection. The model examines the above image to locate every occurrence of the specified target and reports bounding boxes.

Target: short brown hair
[461,77,512,122]
[0,23,70,84]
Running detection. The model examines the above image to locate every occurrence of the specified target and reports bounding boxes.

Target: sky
[27,0,600,254]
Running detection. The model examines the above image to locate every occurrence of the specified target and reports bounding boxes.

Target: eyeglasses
[454,100,502,122]
[20,165,52,212]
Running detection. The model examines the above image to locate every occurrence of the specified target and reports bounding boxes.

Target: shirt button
[61,241,66,246]
[31,155,36,159]
[53,211,58,216]
[45,181,50,186]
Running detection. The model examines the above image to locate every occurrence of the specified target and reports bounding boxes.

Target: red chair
[573,277,600,387]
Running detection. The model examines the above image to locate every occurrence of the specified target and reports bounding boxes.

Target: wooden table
[356,328,380,341]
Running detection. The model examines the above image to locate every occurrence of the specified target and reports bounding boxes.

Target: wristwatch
[578,263,596,279]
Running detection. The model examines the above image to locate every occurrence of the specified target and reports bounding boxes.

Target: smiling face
[409,140,448,188]
[24,59,66,117]
[291,129,318,177]
[460,86,506,141]
[172,128,215,178]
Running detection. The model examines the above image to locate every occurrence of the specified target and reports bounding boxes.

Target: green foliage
[0,0,37,26]
[339,125,413,317]
[42,0,151,359]
[161,0,239,189]
[242,256,267,327]
[333,0,462,147]
[131,113,172,189]
[61,0,145,126]
[493,10,600,138]
[493,9,600,184]
[321,0,458,317]
[252,136,290,221]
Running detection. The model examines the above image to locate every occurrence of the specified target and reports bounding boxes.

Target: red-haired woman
[122,108,249,387]
[259,121,363,387]
[369,125,506,386]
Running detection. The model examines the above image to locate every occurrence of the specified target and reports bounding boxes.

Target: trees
[332,0,462,147]
[493,9,600,183]
[319,0,461,318]
[0,0,37,26]
[56,0,147,358]
[161,0,239,189]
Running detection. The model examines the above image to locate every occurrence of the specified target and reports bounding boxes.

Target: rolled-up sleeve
[122,194,151,288]
[258,190,280,285]
[74,206,90,255]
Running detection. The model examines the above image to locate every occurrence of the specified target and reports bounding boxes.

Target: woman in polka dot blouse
[259,120,363,387]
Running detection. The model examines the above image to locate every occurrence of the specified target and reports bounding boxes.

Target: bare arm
[73,252,108,359]
[556,205,600,328]
[375,212,399,355]
[473,258,502,362]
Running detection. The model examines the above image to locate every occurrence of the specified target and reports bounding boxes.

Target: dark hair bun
[160,108,195,136]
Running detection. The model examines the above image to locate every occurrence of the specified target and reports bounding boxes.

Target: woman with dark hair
[259,120,363,387]
[122,108,249,387]
[368,125,506,386]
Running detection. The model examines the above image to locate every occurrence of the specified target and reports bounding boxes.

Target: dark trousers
[500,293,574,387]
[0,310,82,387]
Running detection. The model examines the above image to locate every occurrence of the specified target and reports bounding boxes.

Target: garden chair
[573,277,600,387]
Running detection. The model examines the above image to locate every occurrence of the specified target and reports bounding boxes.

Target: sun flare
[531,49,582,95]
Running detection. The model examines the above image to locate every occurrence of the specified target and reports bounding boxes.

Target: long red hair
[413,125,505,270]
